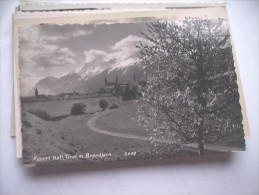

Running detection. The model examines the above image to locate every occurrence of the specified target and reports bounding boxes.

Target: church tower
[105,77,107,86]
[115,75,118,85]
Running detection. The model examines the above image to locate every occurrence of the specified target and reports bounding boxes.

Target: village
[21,75,146,103]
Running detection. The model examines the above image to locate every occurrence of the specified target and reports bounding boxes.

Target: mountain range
[28,52,144,96]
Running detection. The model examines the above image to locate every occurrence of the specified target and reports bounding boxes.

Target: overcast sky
[19,22,147,94]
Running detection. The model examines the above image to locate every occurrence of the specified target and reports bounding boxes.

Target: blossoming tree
[137,18,244,154]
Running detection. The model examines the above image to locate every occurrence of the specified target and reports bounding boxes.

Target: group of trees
[70,99,119,115]
[137,18,244,154]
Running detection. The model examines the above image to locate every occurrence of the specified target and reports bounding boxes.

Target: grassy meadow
[22,97,120,116]
[21,97,197,165]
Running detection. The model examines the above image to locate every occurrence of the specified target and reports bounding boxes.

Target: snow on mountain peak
[77,35,149,79]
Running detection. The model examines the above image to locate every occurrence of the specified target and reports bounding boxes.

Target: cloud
[84,35,148,68]
[19,26,76,69]
[109,35,150,69]
[111,35,145,51]
[110,35,148,68]
[82,35,151,72]
[42,35,68,41]
[19,25,78,94]
[84,50,109,63]
[72,29,93,37]
[19,26,92,69]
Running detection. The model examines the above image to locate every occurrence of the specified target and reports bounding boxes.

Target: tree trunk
[197,125,205,155]
[196,59,206,155]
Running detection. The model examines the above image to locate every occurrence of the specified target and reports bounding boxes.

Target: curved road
[87,109,176,144]
[87,109,241,152]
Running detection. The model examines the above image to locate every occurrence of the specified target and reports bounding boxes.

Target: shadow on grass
[28,110,70,121]
[28,109,101,122]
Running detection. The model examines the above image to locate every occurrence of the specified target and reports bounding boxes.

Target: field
[95,100,149,137]
[22,97,120,116]
[22,97,196,166]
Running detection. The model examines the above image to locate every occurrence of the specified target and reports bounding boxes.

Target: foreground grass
[95,101,148,137]
[22,109,197,166]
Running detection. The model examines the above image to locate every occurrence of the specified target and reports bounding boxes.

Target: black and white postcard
[14,7,248,166]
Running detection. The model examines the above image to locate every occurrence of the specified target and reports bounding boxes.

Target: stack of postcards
[11,1,249,167]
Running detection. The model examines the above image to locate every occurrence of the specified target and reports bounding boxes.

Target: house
[103,75,143,100]
[104,75,118,94]
[58,90,78,99]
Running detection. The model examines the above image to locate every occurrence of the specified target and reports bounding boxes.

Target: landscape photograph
[18,18,245,166]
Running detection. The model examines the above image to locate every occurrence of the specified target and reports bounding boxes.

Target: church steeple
[133,75,136,83]
[115,74,118,84]
[105,77,108,86]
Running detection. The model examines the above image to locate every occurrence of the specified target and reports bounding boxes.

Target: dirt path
[87,109,242,153]
[87,109,176,144]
